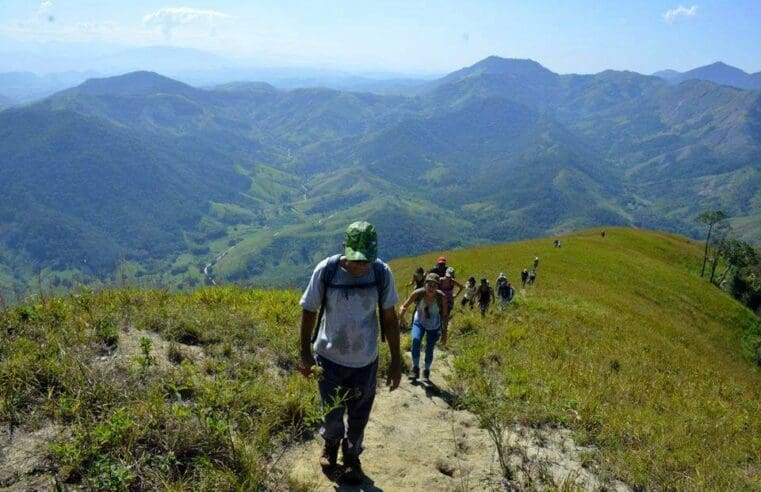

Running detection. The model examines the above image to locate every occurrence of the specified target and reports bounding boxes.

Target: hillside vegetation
[1,228,759,489]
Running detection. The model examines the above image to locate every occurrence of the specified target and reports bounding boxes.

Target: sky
[0,0,760,75]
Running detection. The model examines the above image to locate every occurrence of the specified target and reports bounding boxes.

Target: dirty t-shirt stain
[300,257,398,368]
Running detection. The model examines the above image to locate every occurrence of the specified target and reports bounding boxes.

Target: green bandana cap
[344,221,378,262]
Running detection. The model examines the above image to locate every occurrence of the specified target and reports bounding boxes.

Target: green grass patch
[393,226,761,489]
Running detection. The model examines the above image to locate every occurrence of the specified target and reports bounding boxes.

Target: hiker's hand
[298,353,316,378]
[386,359,401,391]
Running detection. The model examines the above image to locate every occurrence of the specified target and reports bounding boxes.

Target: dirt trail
[277,350,631,491]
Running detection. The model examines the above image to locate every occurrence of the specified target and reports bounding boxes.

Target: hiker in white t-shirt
[298,221,401,484]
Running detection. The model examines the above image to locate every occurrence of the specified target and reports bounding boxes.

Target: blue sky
[0,1,759,74]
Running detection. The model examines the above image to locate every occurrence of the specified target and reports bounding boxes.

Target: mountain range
[1,56,760,292]
[653,61,761,90]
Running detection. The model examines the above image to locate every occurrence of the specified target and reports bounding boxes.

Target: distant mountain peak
[654,61,760,89]
[71,71,198,97]
[467,56,553,76]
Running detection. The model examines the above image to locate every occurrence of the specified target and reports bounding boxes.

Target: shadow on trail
[410,379,456,407]
[320,466,382,491]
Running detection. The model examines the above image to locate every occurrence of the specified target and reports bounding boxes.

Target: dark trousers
[315,354,378,458]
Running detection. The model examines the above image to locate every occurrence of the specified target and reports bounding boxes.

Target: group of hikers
[405,255,536,318]
[297,221,542,484]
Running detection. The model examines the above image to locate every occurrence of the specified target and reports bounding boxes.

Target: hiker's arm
[453,279,463,298]
[298,309,317,377]
[439,293,449,345]
[398,291,418,320]
[382,307,401,391]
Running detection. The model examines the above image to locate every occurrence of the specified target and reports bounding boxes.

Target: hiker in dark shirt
[429,256,448,277]
[476,278,495,317]
[498,280,515,309]
[520,269,529,288]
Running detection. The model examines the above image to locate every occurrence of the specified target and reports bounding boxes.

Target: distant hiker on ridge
[498,279,515,309]
[476,278,495,317]
[533,256,540,270]
[399,272,449,383]
[298,221,401,484]
[461,276,477,310]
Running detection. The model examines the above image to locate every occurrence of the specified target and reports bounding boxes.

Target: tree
[696,210,727,277]
[715,238,757,287]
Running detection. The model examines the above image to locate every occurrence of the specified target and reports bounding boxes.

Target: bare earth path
[277,350,631,491]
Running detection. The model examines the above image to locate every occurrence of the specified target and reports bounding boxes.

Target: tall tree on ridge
[697,210,727,277]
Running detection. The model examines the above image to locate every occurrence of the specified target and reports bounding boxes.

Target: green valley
[1,57,760,293]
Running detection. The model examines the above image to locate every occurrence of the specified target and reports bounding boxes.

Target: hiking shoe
[409,366,420,380]
[423,369,430,382]
[319,441,339,468]
[342,455,364,485]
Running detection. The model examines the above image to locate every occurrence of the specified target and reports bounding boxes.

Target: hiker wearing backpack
[476,278,495,317]
[439,267,463,313]
[461,276,477,309]
[520,269,529,288]
[495,272,507,288]
[398,273,449,383]
[429,256,448,277]
[528,269,537,286]
[298,221,401,484]
[498,280,515,309]
[408,267,426,290]
[533,256,539,270]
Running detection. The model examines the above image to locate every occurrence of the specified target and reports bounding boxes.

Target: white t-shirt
[300,256,399,368]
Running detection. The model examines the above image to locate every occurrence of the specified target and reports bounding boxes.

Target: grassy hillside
[393,227,761,489]
[1,227,759,489]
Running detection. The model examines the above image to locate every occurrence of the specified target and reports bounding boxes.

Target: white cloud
[143,7,232,40]
[36,1,54,22]
[663,5,698,24]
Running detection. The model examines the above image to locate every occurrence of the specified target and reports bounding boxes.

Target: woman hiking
[408,267,426,290]
[398,273,449,383]
[439,267,463,313]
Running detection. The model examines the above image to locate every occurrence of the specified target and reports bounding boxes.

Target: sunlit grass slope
[392,227,761,490]
[0,287,319,489]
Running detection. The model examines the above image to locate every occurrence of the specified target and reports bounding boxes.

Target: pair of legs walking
[316,355,377,483]
[410,321,440,379]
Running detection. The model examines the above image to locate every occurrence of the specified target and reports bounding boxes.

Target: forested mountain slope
[1,57,760,292]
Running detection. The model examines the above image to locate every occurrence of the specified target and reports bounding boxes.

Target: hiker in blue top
[398,272,449,383]
[299,221,401,485]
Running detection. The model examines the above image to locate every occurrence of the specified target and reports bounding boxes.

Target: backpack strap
[311,255,388,343]
[372,259,387,342]
[311,254,342,343]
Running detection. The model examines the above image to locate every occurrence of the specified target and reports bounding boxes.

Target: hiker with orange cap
[399,272,449,383]
[429,255,448,278]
